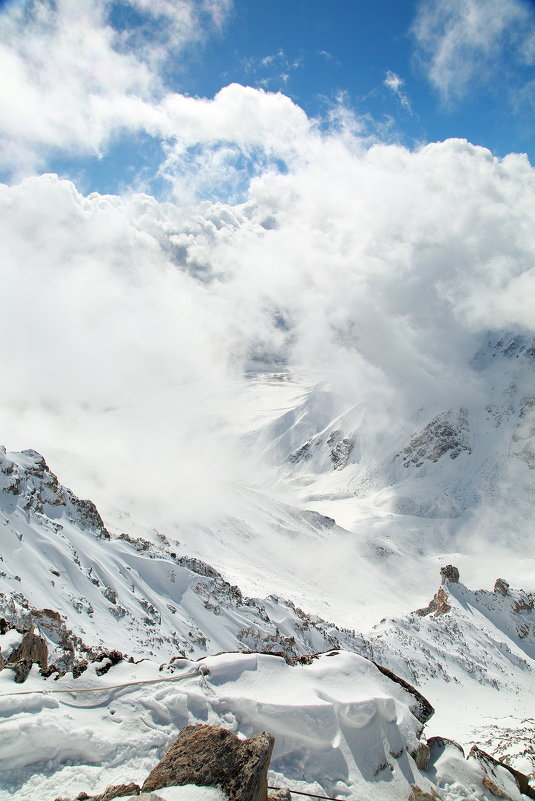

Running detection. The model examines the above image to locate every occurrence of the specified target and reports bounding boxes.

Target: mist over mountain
[1,2,535,800]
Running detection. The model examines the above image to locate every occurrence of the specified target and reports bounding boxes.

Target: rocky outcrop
[0,446,110,539]
[371,662,434,725]
[440,565,460,584]
[142,724,275,801]
[416,566,460,617]
[468,746,535,801]
[5,629,48,683]
[54,784,140,801]
[494,578,510,596]
[397,409,471,468]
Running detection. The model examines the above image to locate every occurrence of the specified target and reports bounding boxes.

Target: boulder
[440,565,460,584]
[6,630,48,683]
[142,724,275,801]
[411,742,431,771]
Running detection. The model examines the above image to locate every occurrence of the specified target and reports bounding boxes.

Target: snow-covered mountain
[0,418,534,800]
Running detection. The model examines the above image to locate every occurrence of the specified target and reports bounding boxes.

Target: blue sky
[1,0,535,199]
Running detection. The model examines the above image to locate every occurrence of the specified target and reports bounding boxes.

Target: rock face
[142,724,275,801]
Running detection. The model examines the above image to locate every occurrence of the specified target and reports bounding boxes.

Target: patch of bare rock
[55,724,281,801]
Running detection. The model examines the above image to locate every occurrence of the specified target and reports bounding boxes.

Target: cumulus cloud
[2,0,535,532]
[412,0,535,104]
[2,138,535,521]
[0,0,233,174]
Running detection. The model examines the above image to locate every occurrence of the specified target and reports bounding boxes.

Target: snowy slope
[0,443,534,797]
[0,649,523,801]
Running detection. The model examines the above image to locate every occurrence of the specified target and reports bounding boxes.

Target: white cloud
[384,70,412,113]
[412,0,535,104]
[2,139,535,520]
[0,0,233,174]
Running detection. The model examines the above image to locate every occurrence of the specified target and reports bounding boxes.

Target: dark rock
[72,659,89,678]
[142,724,274,801]
[13,659,34,683]
[440,565,460,584]
[468,746,535,800]
[0,649,3,670]
[92,650,123,676]
[372,662,434,724]
[494,578,510,596]
[427,736,465,759]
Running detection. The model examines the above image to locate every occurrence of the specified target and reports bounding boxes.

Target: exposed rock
[411,742,431,771]
[91,783,140,800]
[54,784,140,801]
[0,649,3,670]
[72,659,89,678]
[427,736,465,759]
[409,786,442,801]
[416,587,451,617]
[397,408,471,468]
[142,724,275,801]
[468,746,535,800]
[494,578,510,596]
[267,789,292,801]
[327,430,355,470]
[92,650,123,676]
[440,565,460,584]
[6,629,48,682]
[371,662,434,724]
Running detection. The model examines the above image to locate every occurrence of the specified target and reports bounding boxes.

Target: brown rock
[468,746,535,800]
[409,786,442,801]
[411,742,431,771]
[416,588,451,618]
[493,578,510,596]
[6,630,48,683]
[92,783,140,800]
[142,724,275,801]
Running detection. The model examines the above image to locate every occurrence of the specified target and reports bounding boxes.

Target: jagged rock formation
[0,447,109,539]
[142,725,274,800]
[396,409,472,468]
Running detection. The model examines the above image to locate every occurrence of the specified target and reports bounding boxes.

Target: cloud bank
[2,137,535,519]
[1,0,535,526]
